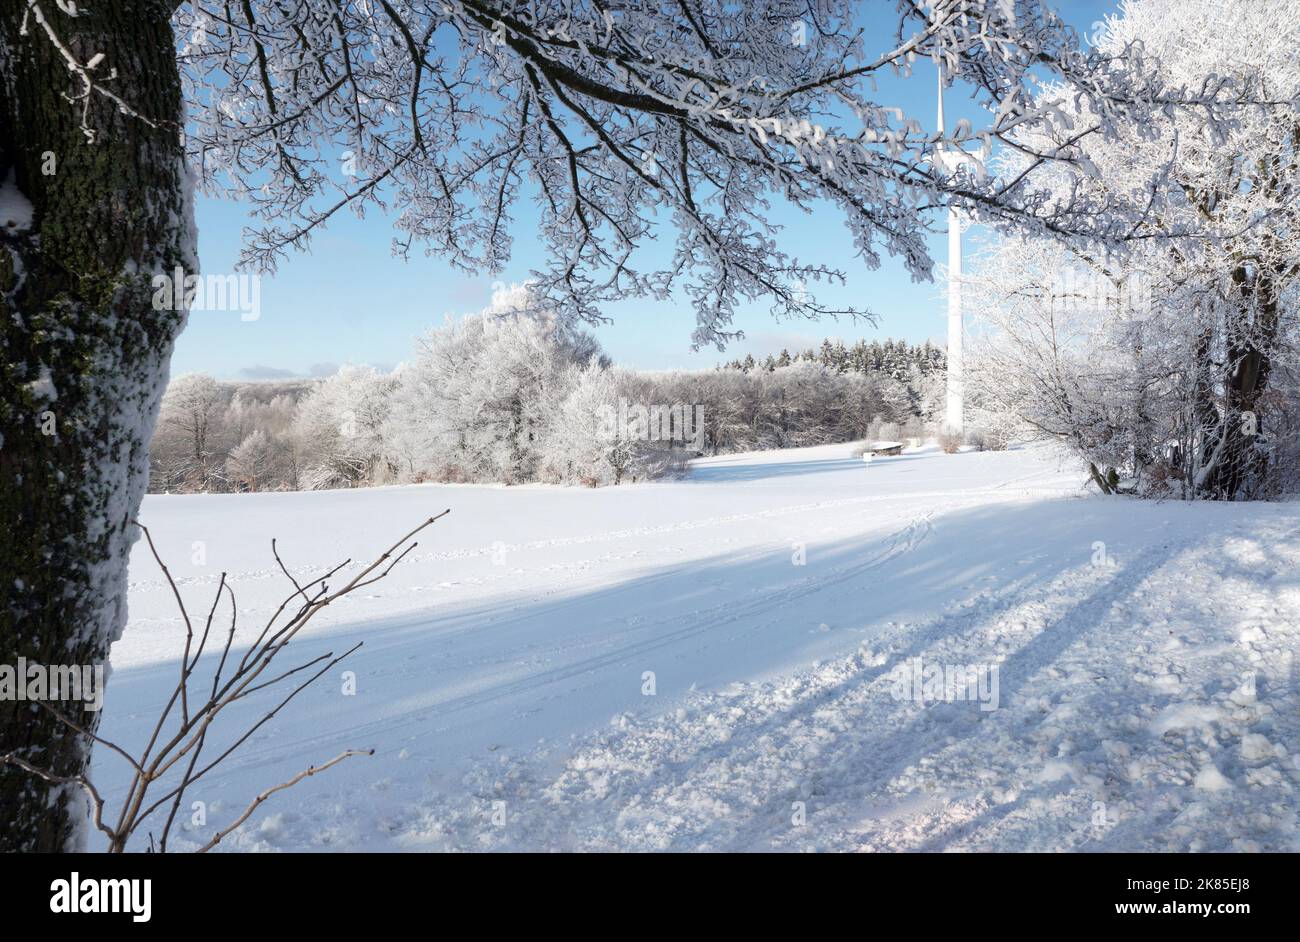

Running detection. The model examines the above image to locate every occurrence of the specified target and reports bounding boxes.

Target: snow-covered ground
[98,442,1300,851]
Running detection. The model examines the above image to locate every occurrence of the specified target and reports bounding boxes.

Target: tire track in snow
[184,510,938,778]
[125,469,1061,594]
[428,539,1191,851]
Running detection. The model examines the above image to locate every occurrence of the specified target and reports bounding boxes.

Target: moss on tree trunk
[0,0,190,851]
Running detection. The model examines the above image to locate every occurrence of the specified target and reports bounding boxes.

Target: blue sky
[175,0,1118,380]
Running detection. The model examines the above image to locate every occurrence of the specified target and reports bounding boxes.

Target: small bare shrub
[2,512,449,852]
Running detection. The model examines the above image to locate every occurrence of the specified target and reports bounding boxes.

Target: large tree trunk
[1196,262,1279,500]
[0,0,190,851]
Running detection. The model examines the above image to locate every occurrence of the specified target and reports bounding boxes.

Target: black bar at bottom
[0,851,1283,929]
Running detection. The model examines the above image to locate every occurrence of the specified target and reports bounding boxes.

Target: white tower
[935,65,974,436]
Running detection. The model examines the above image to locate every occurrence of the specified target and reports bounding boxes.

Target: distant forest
[722,338,946,380]
[150,312,970,495]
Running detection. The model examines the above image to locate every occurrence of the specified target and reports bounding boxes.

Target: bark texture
[0,0,190,851]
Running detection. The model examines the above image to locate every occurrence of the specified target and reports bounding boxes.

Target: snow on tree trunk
[0,1,192,851]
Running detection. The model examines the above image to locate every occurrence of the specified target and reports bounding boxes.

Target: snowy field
[98,443,1300,851]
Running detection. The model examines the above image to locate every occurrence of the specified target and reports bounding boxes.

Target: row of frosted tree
[150,295,962,492]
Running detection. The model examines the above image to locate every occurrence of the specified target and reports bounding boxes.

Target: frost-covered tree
[676,369,750,455]
[225,429,274,492]
[752,361,835,447]
[157,373,224,491]
[295,366,397,489]
[389,287,596,482]
[1,0,1281,850]
[907,365,947,428]
[149,379,308,493]
[967,233,1150,485]
[967,0,1300,498]
[542,364,638,485]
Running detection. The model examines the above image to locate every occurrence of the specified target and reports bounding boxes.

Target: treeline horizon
[149,317,982,495]
[721,337,946,381]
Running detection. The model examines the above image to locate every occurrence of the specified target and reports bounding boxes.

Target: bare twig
[196,749,374,852]
[9,512,450,852]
